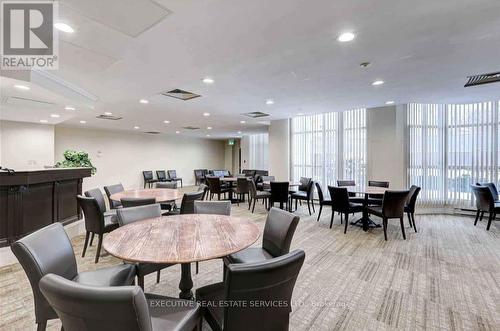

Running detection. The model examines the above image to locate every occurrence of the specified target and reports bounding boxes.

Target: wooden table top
[103,214,260,264]
[345,186,388,195]
[109,188,182,203]
[263,181,301,186]
[220,177,237,182]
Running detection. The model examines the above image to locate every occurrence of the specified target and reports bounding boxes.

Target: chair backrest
[298,177,311,192]
[179,191,205,214]
[156,181,177,189]
[369,180,389,188]
[194,201,231,215]
[77,195,105,233]
[198,183,209,200]
[116,204,162,226]
[206,176,222,193]
[261,176,275,182]
[270,181,290,203]
[156,170,167,181]
[84,188,107,213]
[471,185,495,211]
[315,182,325,203]
[242,169,256,177]
[337,180,355,187]
[381,190,410,218]
[194,169,204,179]
[167,170,177,179]
[236,177,250,193]
[262,207,299,257]
[142,171,153,181]
[39,274,153,331]
[405,185,421,212]
[249,179,258,198]
[104,184,124,209]
[11,223,78,323]
[328,186,350,213]
[480,182,499,201]
[223,250,305,331]
[304,180,315,198]
[120,197,156,208]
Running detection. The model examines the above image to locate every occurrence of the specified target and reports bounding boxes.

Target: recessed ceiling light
[240,120,246,124]
[206,134,211,137]
[372,80,384,86]
[207,126,212,130]
[104,112,113,115]
[237,131,242,134]
[175,131,180,134]
[14,84,30,90]
[203,112,210,117]
[338,32,356,42]
[139,99,149,104]
[385,101,395,105]
[266,99,274,105]
[134,126,140,129]
[297,113,304,116]
[50,114,60,118]
[79,120,86,124]
[64,106,75,110]
[54,23,74,33]
[202,77,214,84]
[163,120,170,124]
[39,119,48,123]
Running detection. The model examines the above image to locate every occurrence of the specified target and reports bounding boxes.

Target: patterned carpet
[1,190,499,330]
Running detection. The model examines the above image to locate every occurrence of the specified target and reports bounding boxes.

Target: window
[408,102,499,207]
[291,109,366,186]
[248,133,269,170]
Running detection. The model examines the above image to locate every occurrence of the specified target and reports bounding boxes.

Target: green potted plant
[55,150,96,175]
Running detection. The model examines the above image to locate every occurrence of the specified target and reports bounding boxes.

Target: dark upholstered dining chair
[405,185,421,232]
[328,186,363,233]
[121,197,156,208]
[104,183,124,210]
[142,171,158,188]
[116,204,174,288]
[84,188,117,222]
[78,195,119,263]
[39,273,201,331]
[367,190,410,240]
[270,181,290,211]
[337,180,363,202]
[206,176,230,200]
[315,182,332,222]
[156,181,177,189]
[258,175,275,191]
[196,249,305,331]
[291,180,315,215]
[479,182,500,203]
[198,183,209,200]
[156,170,169,182]
[194,169,206,185]
[368,180,390,205]
[471,184,498,231]
[233,177,250,206]
[167,170,183,187]
[249,179,271,212]
[11,223,135,331]
[165,191,204,215]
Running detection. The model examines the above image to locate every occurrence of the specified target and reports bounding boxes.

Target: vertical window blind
[291,109,366,186]
[408,101,499,207]
[248,133,269,170]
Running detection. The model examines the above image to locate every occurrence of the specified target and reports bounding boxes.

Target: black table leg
[350,193,381,231]
[179,263,193,300]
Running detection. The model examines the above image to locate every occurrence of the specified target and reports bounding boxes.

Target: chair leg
[487,212,494,231]
[89,232,95,246]
[248,197,252,210]
[218,193,221,201]
[307,200,312,215]
[82,231,90,257]
[480,211,484,222]
[474,210,480,226]
[196,262,199,274]
[411,213,417,233]
[37,321,47,331]
[95,234,103,263]
[340,213,343,224]
[329,209,334,229]
[156,270,161,283]
[252,199,256,213]
[180,179,183,188]
[311,199,315,213]
[295,199,298,211]
[344,213,349,234]
[407,212,413,228]
[137,275,145,290]
[317,205,323,221]
[400,217,406,240]
[383,218,388,241]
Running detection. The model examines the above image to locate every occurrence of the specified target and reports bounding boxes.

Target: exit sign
[228,139,235,145]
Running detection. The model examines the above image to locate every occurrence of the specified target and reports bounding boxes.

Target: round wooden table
[109,188,181,203]
[346,186,388,231]
[103,214,260,299]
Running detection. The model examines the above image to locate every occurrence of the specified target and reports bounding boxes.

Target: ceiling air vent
[145,131,161,134]
[96,114,122,120]
[242,111,270,118]
[182,126,200,130]
[161,89,201,101]
[464,71,500,87]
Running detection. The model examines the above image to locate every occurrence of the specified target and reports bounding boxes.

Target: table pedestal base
[351,217,381,231]
[179,263,193,300]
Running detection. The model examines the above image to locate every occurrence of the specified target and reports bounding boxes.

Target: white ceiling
[1,0,500,139]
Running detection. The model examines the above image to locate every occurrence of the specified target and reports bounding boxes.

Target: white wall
[366,105,407,189]
[54,126,226,192]
[0,120,55,169]
[268,119,290,181]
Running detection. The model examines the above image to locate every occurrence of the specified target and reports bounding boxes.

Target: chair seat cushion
[366,206,383,217]
[347,203,364,213]
[104,210,118,223]
[256,191,271,198]
[348,197,365,204]
[72,263,135,286]
[367,198,383,206]
[104,216,119,232]
[195,282,225,330]
[146,293,200,331]
[291,192,307,199]
[225,247,274,264]
[321,199,333,206]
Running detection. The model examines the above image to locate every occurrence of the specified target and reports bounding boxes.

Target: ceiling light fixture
[39,119,48,123]
[54,23,74,33]
[206,134,211,137]
[64,106,75,110]
[139,99,149,104]
[297,113,304,116]
[266,99,274,105]
[240,120,246,124]
[50,114,60,118]
[104,112,113,115]
[385,101,395,105]
[207,126,212,130]
[163,120,170,124]
[203,112,210,117]
[14,84,30,90]
[237,131,242,134]
[134,126,140,129]
[175,131,180,134]
[202,77,214,84]
[337,32,356,42]
[79,120,86,124]
[372,80,384,86]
